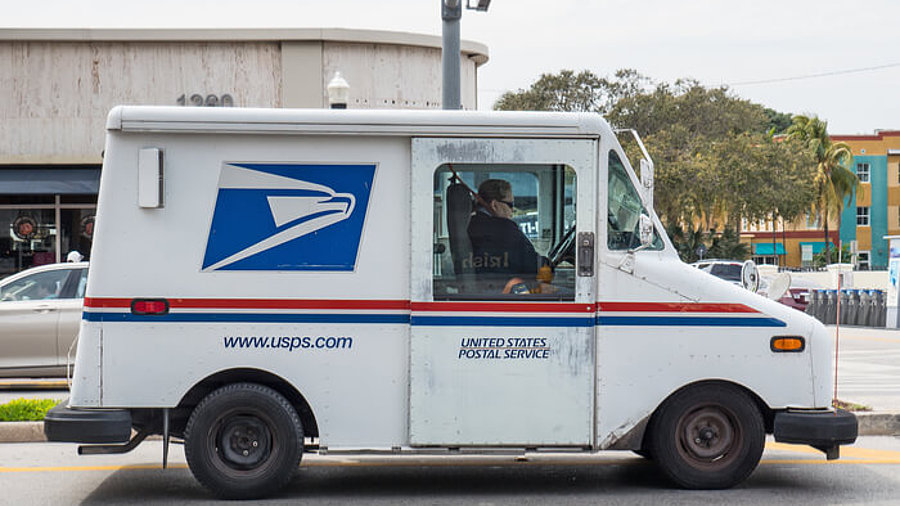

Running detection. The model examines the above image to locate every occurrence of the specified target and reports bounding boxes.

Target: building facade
[0,28,488,276]
[743,130,900,270]
[832,130,900,270]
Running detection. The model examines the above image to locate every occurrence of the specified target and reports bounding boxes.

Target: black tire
[184,383,303,500]
[648,383,764,489]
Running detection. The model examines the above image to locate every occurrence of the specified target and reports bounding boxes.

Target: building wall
[744,228,839,267]
[0,41,283,164]
[281,40,479,110]
[833,132,900,269]
[746,132,900,270]
[0,29,489,164]
[0,29,488,274]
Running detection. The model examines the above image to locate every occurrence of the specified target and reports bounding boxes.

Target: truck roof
[106,106,610,138]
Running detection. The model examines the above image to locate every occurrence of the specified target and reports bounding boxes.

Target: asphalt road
[1,437,899,505]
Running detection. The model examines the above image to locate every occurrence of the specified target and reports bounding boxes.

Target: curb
[0,380,68,390]
[1,412,897,444]
[857,411,900,436]
[0,421,46,443]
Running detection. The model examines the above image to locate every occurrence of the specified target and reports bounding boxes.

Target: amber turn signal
[770,336,805,353]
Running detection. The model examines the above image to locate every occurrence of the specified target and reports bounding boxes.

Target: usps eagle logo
[202,163,376,271]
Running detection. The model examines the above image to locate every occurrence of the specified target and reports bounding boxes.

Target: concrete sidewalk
[828,324,900,409]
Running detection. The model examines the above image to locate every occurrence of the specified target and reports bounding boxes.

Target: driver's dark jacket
[467,208,543,277]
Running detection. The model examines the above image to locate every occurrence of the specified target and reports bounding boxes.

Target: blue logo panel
[202,163,376,271]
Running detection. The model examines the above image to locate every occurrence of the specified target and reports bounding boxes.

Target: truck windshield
[607,150,663,251]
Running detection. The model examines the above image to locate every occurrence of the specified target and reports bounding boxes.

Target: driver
[467,179,549,287]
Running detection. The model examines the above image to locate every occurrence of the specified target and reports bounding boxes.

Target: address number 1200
[177,94,234,107]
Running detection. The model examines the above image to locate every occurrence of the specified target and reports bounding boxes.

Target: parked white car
[691,259,744,285]
[0,262,88,378]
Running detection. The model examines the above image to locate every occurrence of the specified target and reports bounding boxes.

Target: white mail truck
[45,106,857,499]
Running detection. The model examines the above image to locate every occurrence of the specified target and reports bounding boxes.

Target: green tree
[764,108,794,135]
[495,69,813,262]
[607,83,810,240]
[707,227,749,261]
[494,69,650,114]
[814,244,851,267]
[785,115,857,259]
[665,223,707,263]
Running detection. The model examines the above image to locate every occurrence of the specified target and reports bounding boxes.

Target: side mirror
[640,158,654,210]
[639,214,654,248]
[741,260,760,293]
[617,215,655,274]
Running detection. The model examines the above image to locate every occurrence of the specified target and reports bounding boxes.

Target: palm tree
[786,115,857,260]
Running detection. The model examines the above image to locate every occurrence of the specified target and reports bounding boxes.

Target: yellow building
[744,130,900,269]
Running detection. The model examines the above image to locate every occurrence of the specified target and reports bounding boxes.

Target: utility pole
[441,0,491,110]
[441,0,462,110]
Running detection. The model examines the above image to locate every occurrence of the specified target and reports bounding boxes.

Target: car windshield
[710,264,742,282]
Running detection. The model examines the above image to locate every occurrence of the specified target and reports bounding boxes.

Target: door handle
[577,232,594,277]
[33,304,56,313]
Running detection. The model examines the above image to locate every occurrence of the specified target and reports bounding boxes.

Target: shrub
[0,398,63,422]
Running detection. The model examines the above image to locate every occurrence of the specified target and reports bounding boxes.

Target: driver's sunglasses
[498,200,515,210]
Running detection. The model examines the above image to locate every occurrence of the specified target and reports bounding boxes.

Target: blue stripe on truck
[84,312,785,327]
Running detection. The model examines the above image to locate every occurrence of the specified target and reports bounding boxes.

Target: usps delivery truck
[45,106,857,499]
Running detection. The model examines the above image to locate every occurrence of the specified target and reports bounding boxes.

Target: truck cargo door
[409,137,597,446]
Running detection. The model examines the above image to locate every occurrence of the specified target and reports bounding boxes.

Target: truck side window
[607,150,663,251]
[433,163,576,301]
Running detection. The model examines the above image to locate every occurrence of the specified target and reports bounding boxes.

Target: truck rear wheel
[184,383,303,499]
[648,383,764,489]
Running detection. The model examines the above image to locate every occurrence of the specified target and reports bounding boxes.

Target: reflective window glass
[0,269,71,302]
[433,163,576,300]
[607,151,663,251]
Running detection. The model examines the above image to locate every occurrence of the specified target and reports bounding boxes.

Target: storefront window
[0,209,56,275]
[60,209,95,263]
[0,197,95,277]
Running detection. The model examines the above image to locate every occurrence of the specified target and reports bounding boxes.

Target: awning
[799,241,832,254]
[753,243,785,255]
[0,168,101,195]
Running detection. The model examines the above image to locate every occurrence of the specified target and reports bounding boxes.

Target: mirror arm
[614,128,655,208]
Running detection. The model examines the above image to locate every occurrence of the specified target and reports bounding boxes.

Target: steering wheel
[548,227,576,267]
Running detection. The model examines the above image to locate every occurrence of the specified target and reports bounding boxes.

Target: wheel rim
[676,404,741,467]
[214,413,273,471]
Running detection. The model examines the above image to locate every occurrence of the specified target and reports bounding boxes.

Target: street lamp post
[441,0,491,110]
[441,0,462,110]
[327,72,350,109]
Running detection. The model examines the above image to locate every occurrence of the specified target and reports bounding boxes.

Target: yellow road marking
[765,442,822,454]
[766,441,900,460]
[761,459,900,465]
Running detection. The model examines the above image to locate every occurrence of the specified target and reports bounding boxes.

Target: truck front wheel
[184,383,303,499]
[648,383,764,489]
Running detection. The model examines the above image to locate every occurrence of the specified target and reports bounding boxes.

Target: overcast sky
[4,0,899,134]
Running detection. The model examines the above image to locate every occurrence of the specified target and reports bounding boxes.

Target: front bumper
[773,409,858,459]
[44,402,132,444]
